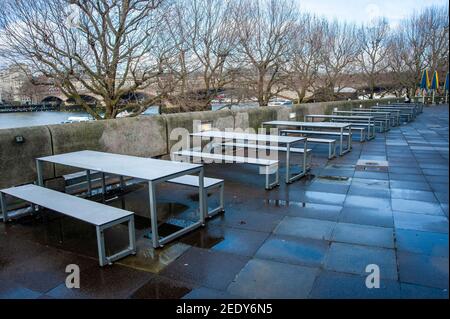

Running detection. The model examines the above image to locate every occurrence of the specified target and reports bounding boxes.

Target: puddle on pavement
[179,226,225,249]
[117,240,191,274]
[264,199,306,208]
[315,175,351,184]
[325,164,356,170]
[356,159,389,172]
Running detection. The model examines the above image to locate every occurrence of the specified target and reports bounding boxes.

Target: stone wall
[0,97,399,188]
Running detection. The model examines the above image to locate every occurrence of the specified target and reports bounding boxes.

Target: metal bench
[0,184,136,267]
[167,175,224,218]
[173,150,279,190]
[349,126,368,141]
[280,130,344,158]
[331,118,388,133]
[220,142,315,162]
[264,135,336,159]
[352,109,400,127]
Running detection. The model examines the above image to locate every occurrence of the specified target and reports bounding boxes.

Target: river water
[0,111,93,129]
[0,105,162,129]
[0,104,260,129]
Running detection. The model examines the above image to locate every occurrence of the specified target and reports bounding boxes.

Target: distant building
[0,64,31,104]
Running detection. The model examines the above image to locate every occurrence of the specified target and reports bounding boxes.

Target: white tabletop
[334,110,390,115]
[191,131,305,144]
[37,150,203,181]
[263,120,351,128]
[350,109,394,113]
[305,114,374,120]
[373,106,414,109]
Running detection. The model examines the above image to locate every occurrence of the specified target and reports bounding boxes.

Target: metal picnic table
[262,120,352,156]
[35,150,205,248]
[190,130,308,183]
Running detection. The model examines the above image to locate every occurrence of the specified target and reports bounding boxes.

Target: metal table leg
[148,180,159,248]
[86,170,92,196]
[286,139,308,184]
[285,143,291,182]
[36,159,44,186]
[0,192,7,222]
[198,167,206,224]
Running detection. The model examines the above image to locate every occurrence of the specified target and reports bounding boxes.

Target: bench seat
[220,142,318,161]
[281,129,349,136]
[173,150,279,190]
[168,175,225,218]
[0,184,136,267]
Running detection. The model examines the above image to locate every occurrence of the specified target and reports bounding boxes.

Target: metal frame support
[86,170,92,196]
[265,164,279,190]
[101,172,106,202]
[0,191,8,222]
[285,139,309,184]
[148,166,205,248]
[204,182,225,219]
[36,159,44,186]
[96,215,136,267]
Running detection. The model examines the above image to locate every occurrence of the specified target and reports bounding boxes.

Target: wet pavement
[0,105,449,299]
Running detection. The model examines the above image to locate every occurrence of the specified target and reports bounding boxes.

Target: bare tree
[0,0,171,119]
[283,14,323,103]
[422,5,449,79]
[166,0,238,110]
[387,11,429,96]
[356,18,390,98]
[318,20,359,100]
[234,0,297,106]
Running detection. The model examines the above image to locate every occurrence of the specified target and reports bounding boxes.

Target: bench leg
[128,217,136,254]
[96,217,137,267]
[206,183,225,219]
[328,142,336,159]
[86,170,92,196]
[265,165,279,190]
[120,176,126,191]
[0,192,8,223]
[96,226,108,267]
[101,173,106,202]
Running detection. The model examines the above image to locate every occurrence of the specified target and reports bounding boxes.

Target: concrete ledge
[0,126,54,188]
[48,116,167,176]
[163,110,234,149]
[233,107,278,131]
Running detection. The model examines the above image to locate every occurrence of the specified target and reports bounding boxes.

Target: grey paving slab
[393,211,449,234]
[390,189,438,203]
[400,283,449,299]
[397,251,449,290]
[339,207,394,228]
[395,229,449,257]
[353,171,389,180]
[348,185,391,198]
[390,180,431,191]
[283,202,343,222]
[227,258,319,299]
[309,271,401,299]
[274,216,336,241]
[331,223,394,248]
[344,195,391,211]
[325,242,398,280]
[391,198,445,216]
[255,235,329,268]
[183,287,240,299]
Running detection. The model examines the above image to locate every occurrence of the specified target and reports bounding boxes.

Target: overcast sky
[297,0,448,27]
